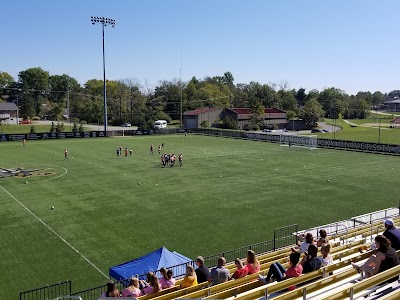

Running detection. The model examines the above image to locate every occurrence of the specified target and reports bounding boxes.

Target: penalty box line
[0,185,108,279]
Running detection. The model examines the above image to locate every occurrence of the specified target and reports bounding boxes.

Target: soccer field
[1,134,399,297]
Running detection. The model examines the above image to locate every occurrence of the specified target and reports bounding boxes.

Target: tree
[372,91,385,106]
[29,126,36,134]
[18,67,50,116]
[388,90,400,99]
[50,122,55,133]
[220,117,238,129]
[249,100,265,126]
[317,87,348,118]
[72,122,78,133]
[286,110,297,120]
[296,88,307,106]
[301,98,325,128]
[200,120,210,128]
[0,71,14,102]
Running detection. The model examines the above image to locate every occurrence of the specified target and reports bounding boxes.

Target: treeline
[1,68,399,128]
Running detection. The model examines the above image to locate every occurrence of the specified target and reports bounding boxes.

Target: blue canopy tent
[109,247,192,282]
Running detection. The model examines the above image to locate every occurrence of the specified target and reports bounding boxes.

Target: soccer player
[116,148,121,158]
[179,153,183,167]
[64,149,68,160]
[161,154,165,167]
[124,147,129,158]
[150,144,154,155]
[158,145,161,154]
[22,138,26,146]
[170,154,175,167]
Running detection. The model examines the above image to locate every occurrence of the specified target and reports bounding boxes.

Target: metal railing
[70,226,299,300]
[20,280,71,300]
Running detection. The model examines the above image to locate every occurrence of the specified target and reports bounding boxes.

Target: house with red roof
[183,107,287,129]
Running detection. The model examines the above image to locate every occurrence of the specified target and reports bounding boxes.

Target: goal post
[279,135,318,150]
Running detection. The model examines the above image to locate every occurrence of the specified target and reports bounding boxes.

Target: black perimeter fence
[22,224,298,300]
[2,127,399,155]
[19,280,71,300]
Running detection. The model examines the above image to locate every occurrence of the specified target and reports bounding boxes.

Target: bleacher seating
[96,212,400,300]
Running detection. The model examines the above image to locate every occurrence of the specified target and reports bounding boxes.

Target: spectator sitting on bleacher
[159,268,176,289]
[195,256,210,284]
[121,277,142,298]
[383,219,400,250]
[180,265,198,288]
[351,235,399,279]
[316,229,329,247]
[142,273,161,295]
[233,258,248,279]
[100,281,120,298]
[246,250,261,274]
[139,272,153,290]
[301,244,322,273]
[321,243,333,266]
[258,250,302,291]
[209,257,231,285]
[300,233,316,253]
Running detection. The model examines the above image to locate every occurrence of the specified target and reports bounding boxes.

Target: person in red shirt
[246,250,260,274]
[258,250,302,291]
[233,258,248,279]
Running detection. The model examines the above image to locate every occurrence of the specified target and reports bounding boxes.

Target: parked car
[121,123,131,127]
[19,119,31,124]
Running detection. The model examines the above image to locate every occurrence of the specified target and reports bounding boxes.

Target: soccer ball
[138,182,141,185]
[327,180,330,182]
[51,206,54,210]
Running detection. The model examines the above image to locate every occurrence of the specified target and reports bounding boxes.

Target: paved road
[369,110,400,117]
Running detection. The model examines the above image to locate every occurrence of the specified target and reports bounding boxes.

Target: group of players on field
[114,143,183,167]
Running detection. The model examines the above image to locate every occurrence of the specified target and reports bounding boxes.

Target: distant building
[383,98,400,111]
[0,102,19,125]
[183,107,287,129]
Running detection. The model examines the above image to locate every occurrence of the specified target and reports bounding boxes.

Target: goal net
[279,135,318,150]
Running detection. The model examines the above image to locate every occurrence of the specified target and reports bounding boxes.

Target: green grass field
[317,119,400,144]
[1,135,399,298]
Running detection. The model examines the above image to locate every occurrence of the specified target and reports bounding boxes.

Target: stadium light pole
[91,16,115,135]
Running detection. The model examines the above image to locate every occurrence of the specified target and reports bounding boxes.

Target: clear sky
[1,0,399,95]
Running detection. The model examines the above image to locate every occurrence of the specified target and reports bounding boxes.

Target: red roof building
[183,107,287,129]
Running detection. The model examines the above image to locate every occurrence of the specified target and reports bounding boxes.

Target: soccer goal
[279,135,318,150]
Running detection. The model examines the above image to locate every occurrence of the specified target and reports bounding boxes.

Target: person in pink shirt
[246,250,260,274]
[142,273,162,295]
[159,268,176,289]
[258,250,303,291]
[121,277,142,298]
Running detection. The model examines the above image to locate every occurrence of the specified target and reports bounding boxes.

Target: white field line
[0,185,108,279]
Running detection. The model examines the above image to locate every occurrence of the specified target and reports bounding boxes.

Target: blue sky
[1,0,399,94]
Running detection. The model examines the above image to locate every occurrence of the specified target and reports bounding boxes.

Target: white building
[0,102,19,125]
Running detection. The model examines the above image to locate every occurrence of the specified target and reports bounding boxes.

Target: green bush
[220,117,238,129]
[200,120,210,128]
[29,126,36,134]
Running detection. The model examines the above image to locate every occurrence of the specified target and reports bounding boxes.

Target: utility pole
[66,81,71,131]
[179,51,183,128]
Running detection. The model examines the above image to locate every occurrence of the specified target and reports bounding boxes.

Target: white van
[154,120,168,129]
